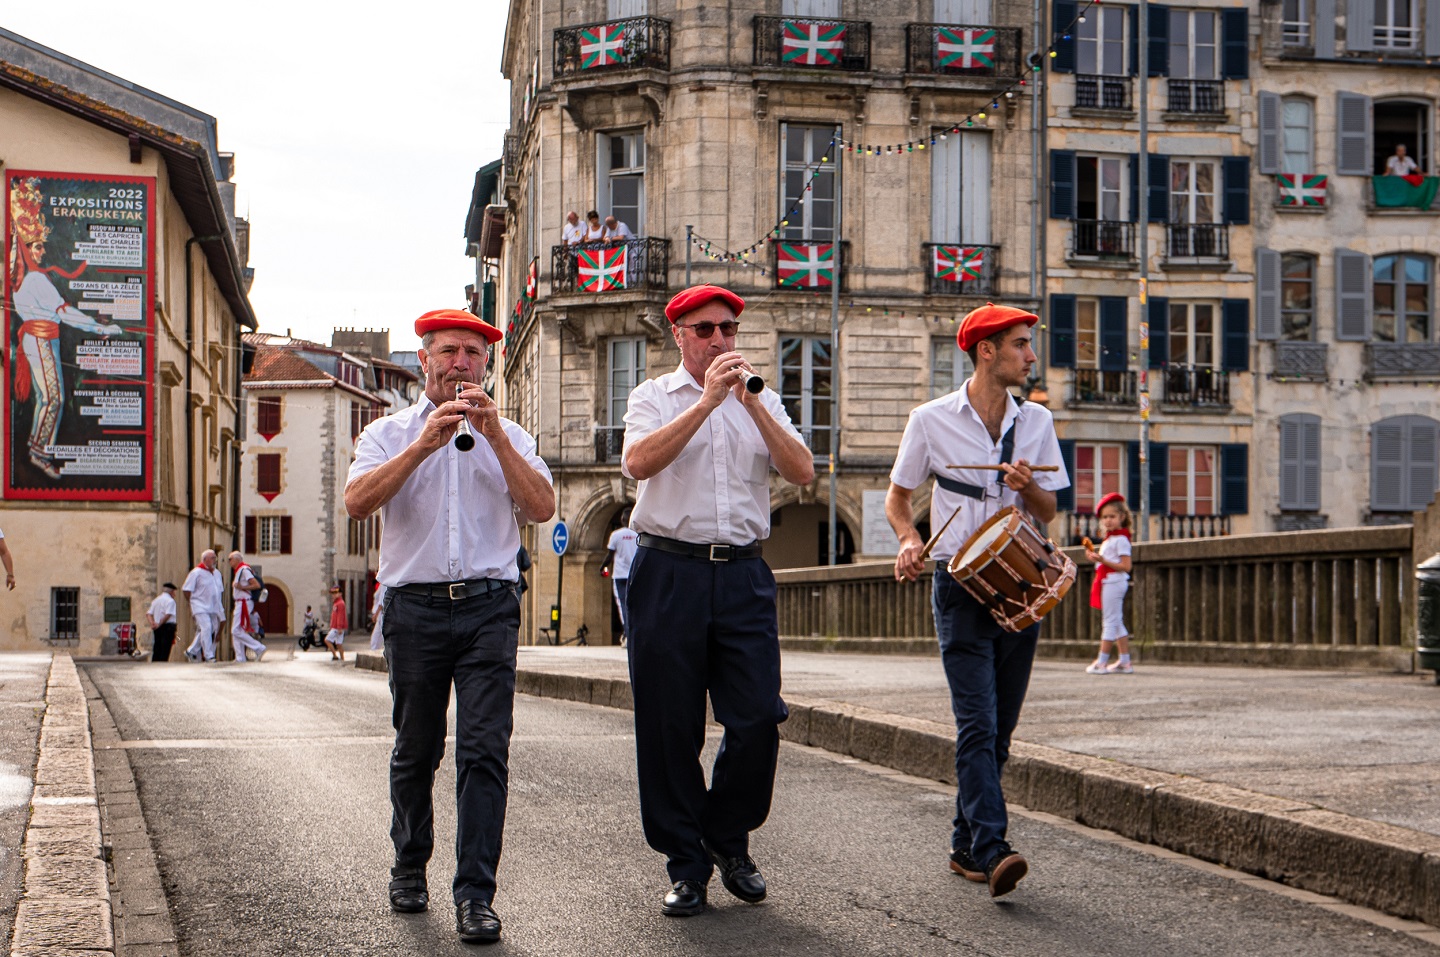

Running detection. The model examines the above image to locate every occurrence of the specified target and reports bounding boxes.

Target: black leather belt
[638,533,763,562]
[392,578,509,601]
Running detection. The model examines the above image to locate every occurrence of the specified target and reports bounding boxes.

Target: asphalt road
[0,653,50,953]
[83,652,1431,957]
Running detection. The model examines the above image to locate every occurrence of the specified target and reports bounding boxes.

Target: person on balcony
[583,210,605,243]
[603,216,635,244]
[1384,144,1420,177]
[562,210,584,246]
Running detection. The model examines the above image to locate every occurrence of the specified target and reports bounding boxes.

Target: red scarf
[1089,527,1132,609]
[233,562,253,631]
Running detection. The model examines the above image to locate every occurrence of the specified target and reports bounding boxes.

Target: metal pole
[827,127,842,566]
[685,223,693,285]
[1138,0,1152,542]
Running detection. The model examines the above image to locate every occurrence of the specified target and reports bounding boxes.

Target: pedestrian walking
[146,583,178,662]
[602,512,638,643]
[344,307,554,944]
[325,586,348,660]
[620,284,815,917]
[182,550,224,662]
[0,526,15,590]
[886,303,1069,898]
[369,583,387,651]
[228,551,266,662]
[1084,492,1135,674]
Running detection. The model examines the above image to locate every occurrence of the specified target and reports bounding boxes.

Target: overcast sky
[6,1,512,352]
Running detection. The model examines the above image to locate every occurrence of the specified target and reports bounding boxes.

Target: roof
[244,343,385,403]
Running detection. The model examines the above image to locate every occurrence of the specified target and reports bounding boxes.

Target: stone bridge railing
[774,525,1416,670]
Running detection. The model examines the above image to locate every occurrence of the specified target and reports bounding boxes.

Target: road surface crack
[846,894,1002,953]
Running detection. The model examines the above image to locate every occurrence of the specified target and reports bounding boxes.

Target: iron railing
[1075,74,1132,110]
[550,238,671,295]
[593,426,624,464]
[503,133,522,182]
[1069,368,1138,406]
[754,16,871,71]
[1072,220,1136,259]
[770,239,849,291]
[1166,222,1230,260]
[1365,342,1440,379]
[1273,341,1328,380]
[1162,365,1231,407]
[1166,79,1225,115]
[922,243,1000,295]
[903,23,1022,77]
[553,17,671,77]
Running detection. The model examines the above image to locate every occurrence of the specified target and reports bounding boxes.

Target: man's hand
[894,536,926,582]
[1000,458,1035,493]
[417,399,469,453]
[458,382,506,444]
[702,353,749,409]
[5,574,13,591]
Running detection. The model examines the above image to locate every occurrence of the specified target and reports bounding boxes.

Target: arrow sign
[551,521,570,556]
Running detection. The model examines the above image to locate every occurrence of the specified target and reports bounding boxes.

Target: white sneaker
[256,647,267,662]
[1106,661,1134,674]
[1084,661,1110,674]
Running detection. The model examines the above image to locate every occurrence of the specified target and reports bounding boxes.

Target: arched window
[1372,414,1439,512]
[1373,253,1433,343]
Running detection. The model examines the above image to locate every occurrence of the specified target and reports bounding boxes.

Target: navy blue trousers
[382,585,519,904]
[931,568,1040,869]
[625,546,788,883]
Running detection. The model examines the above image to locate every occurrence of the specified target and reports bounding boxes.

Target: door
[258,585,289,637]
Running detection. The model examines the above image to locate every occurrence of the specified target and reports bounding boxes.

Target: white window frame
[258,516,283,555]
[1281,97,1314,175]
[598,131,645,234]
[1168,301,1219,368]
[1076,154,1128,222]
[1282,0,1311,46]
[780,123,838,242]
[1169,158,1220,225]
[607,337,647,427]
[1374,0,1420,49]
[1167,8,1220,80]
[1073,442,1126,514]
[780,335,833,454]
[1076,5,1128,76]
[1169,445,1218,516]
[929,337,974,398]
[1076,298,1102,369]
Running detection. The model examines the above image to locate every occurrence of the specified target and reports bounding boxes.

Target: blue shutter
[1220,443,1249,516]
[1148,153,1170,223]
[1128,441,1143,508]
[1221,298,1250,372]
[1221,8,1249,79]
[1148,296,1169,368]
[1050,294,1077,368]
[1128,153,1140,222]
[1100,297,1128,372]
[1149,442,1169,514]
[1128,4,1140,76]
[1053,0,1078,73]
[1057,439,1076,512]
[1222,156,1250,225]
[1148,4,1170,76]
[1050,150,1077,219]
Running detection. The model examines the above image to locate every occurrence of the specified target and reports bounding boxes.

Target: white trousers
[1101,578,1130,642]
[232,601,266,661]
[187,613,221,660]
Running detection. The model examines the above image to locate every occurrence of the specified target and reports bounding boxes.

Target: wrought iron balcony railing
[770,239,849,291]
[1069,368,1138,406]
[1075,74,1132,110]
[503,132,522,182]
[922,243,999,295]
[903,23,1021,77]
[553,17,671,77]
[594,426,625,465]
[1273,341,1328,380]
[754,16,871,71]
[550,238,671,295]
[1161,364,1231,408]
[1071,220,1136,259]
[1166,78,1225,115]
[1165,222,1230,260]
[1365,342,1440,379]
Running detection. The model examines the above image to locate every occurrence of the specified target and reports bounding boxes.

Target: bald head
[200,549,217,569]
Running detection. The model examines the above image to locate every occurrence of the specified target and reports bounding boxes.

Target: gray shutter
[1429,0,1440,56]
[1334,249,1373,340]
[1411,418,1440,510]
[1301,416,1322,511]
[1372,419,1407,511]
[1279,416,1302,509]
[1280,413,1322,510]
[1314,0,1337,57]
[1336,92,1373,175]
[1258,92,1282,176]
[1256,247,1282,340]
[1347,0,1375,53]
[932,136,962,243]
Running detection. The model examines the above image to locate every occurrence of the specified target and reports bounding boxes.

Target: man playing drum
[885,303,1069,898]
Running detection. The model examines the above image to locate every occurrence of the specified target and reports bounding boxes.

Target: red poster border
[3,169,157,502]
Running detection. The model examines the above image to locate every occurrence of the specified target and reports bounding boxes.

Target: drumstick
[918,504,964,562]
[946,464,1061,472]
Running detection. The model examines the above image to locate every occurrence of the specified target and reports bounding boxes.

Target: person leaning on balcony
[603,216,635,244]
[885,302,1069,900]
[583,209,605,242]
[1385,144,1420,177]
[620,283,815,918]
[562,210,584,246]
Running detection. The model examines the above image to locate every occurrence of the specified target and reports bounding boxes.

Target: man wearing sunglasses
[620,284,815,917]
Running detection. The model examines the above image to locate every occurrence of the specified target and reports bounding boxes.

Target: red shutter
[257,454,281,499]
[280,516,292,554]
[245,516,257,554]
[256,396,281,438]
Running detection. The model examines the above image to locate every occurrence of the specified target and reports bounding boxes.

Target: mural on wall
[4,171,154,500]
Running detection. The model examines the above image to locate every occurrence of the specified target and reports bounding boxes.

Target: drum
[946,506,1076,632]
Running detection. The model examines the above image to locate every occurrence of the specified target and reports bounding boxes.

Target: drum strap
[933,399,1026,500]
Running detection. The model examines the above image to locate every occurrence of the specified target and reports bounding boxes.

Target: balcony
[594,426,624,465]
[903,23,1021,78]
[1071,220,1136,261]
[1063,511,1102,546]
[1272,341,1327,380]
[1165,79,1225,118]
[503,132,522,200]
[1158,513,1231,540]
[1365,342,1440,379]
[771,239,849,291]
[553,17,671,78]
[1161,365,1231,409]
[1069,368,1138,407]
[1075,74,1132,111]
[549,238,671,296]
[922,243,999,296]
[1164,222,1230,263]
[754,16,871,72]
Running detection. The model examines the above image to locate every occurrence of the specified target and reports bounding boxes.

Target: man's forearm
[1020,484,1058,524]
[750,406,815,486]
[625,402,713,480]
[885,485,922,546]
[490,438,555,524]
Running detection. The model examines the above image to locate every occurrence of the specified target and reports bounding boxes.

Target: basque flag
[937,28,996,71]
[1276,173,1327,207]
[933,246,984,281]
[579,23,625,69]
[780,20,846,66]
[578,246,627,291]
[776,242,835,287]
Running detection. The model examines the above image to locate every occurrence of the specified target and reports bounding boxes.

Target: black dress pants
[150,623,177,662]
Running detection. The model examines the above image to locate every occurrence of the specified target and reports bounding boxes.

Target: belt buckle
[448,582,466,601]
[709,544,732,562]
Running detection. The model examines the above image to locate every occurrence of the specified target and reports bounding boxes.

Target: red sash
[14,320,60,404]
[1089,528,1132,609]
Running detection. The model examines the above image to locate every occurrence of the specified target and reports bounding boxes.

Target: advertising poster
[4,171,154,500]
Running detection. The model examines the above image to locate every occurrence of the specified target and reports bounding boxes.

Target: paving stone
[28,804,99,830]
[37,728,89,749]
[22,856,108,899]
[12,899,114,950]
[23,833,101,859]
[119,912,175,945]
[31,782,95,802]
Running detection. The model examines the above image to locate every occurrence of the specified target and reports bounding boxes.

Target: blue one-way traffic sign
[551,521,569,556]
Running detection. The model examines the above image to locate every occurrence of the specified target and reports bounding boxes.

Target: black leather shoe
[388,869,428,913]
[661,880,707,917]
[701,840,766,904]
[456,899,501,944]
[985,845,1029,899]
[949,847,986,883]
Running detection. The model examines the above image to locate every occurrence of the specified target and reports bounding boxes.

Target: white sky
[5,1,512,352]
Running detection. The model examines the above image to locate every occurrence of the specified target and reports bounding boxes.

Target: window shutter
[1148,154,1170,223]
[1336,92,1373,175]
[1128,153,1140,223]
[1148,4,1170,76]
[245,516,257,555]
[1372,419,1408,511]
[1334,248,1373,340]
[1347,0,1375,53]
[1255,248,1282,340]
[1279,416,1302,510]
[1411,418,1440,511]
[1128,441,1142,508]
[1257,92,1282,176]
[1057,439,1076,512]
[1149,442,1169,514]
[1050,150,1077,219]
[1221,8,1249,79]
[1428,0,1440,56]
[1221,299,1250,372]
[1050,294,1077,368]
[1220,443,1249,516]
[1301,416,1322,511]
[1128,5,1140,76]
[1053,0,1078,73]
[1314,0,1337,57]
[1099,297,1128,372]
[280,516,293,555]
[1222,156,1250,225]
[1147,297,1169,368]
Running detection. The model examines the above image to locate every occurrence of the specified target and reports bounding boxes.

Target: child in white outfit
[1084,493,1134,674]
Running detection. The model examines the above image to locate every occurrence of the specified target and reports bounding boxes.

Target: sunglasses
[678,321,739,339]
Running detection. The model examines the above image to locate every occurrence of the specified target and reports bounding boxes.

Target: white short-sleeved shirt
[606,527,640,578]
[1099,533,1132,585]
[604,221,635,242]
[623,365,804,546]
[562,221,584,244]
[348,395,552,586]
[1386,155,1420,177]
[148,593,177,625]
[232,565,257,604]
[182,565,226,616]
[890,379,1069,563]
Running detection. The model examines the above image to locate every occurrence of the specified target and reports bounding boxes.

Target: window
[1282,0,1310,45]
[1170,160,1218,224]
[51,587,79,641]
[1074,443,1125,514]
[600,131,645,233]
[1168,302,1217,367]
[1372,415,1439,512]
[256,396,281,438]
[930,131,991,244]
[781,124,838,242]
[1281,254,1316,340]
[1281,98,1313,174]
[258,515,294,555]
[1168,9,1219,79]
[783,0,840,14]
[257,453,281,499]
[1279,414,1322,511]
[1076,155,1127,222]
[930,337,974,399]
[1169,446,1217,515]
[780,335,833,454]
[339,362,362,388]
[605,337,646,461]
[1373,0,1420,49]
[1373,254,1433,343]
[351,401,381,440]
[608,0,647,16]
[1076,299,1101,368]
[1076,6,1127,75]
[1373,99,1430,177]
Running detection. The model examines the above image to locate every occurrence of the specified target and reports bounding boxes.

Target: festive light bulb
[1006,91,1014,98]
[977,111,987,118]
[1078,14,1086,22]
[1049,50,1057,58]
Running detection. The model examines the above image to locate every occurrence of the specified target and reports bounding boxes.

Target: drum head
[957,513,1014,568]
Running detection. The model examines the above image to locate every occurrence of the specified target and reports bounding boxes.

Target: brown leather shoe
[986,848,1028,898]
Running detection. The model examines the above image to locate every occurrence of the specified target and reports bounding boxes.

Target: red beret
[1096,492,1126,513]
[664,284,746,324]
[414,308,503,344]
[956,302,1039,352]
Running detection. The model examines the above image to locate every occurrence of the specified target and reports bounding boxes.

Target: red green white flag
[936,28,996,71]
[525,258,538,301]
[933,246,984,282]
[578,246,627,291]
[1276,174,1327,207]
[579,23,625,69]
[780,20,846,67]
[776,242,835,287]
